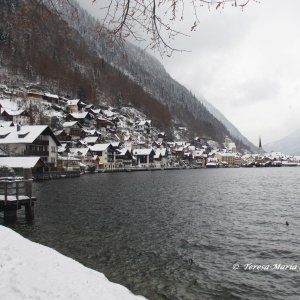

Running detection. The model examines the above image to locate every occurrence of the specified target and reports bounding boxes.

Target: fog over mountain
[264,129,300,156]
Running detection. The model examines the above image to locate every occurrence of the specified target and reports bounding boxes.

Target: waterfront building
[0,125,60,169]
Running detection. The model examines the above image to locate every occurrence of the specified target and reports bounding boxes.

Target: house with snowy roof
[66,99,80,113]
[132,148,155,167]
[96,117,115,133]
[0,125,60,169]
[88,108,101,117]
[89,143,117,169]
[1,109,30,125]
[0,157,48,175]
[68,147,94,165]
[81,129,101,139]
[66,112,93,125]
[27,90,44,101]
[43,93,60,104]
[62,121,83,138]
[154,148,168,167]
[83,136,101,146]
[115,148,133,168]
[57,155,81,171]
[54,129,73,144]
[135,120,151,134]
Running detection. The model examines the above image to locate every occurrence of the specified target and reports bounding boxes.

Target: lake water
[4,168,300,299]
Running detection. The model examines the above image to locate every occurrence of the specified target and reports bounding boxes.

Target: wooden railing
[0,178,32,205]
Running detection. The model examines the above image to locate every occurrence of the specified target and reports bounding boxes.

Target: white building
[0,125,60,168]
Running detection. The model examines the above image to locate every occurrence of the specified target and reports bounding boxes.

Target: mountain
[199,98,257,153]
[264,129,300,156]
[0,0,253,152]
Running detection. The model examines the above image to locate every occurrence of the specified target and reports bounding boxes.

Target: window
[18,132,29,138]
[51,146,56,153]
[0,133,10,139]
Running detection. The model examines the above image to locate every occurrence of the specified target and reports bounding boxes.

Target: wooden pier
[0,169,36,222]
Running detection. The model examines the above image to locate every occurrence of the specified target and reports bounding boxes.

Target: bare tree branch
[24,0,258,56]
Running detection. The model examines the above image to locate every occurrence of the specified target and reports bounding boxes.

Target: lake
[5,168,300,299]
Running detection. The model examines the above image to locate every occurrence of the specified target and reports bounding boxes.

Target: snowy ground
[0,226,147,300]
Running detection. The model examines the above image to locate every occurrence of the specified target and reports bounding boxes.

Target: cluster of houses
[1,84,298,175]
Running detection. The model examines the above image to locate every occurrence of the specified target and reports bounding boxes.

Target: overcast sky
[78,0,300,145]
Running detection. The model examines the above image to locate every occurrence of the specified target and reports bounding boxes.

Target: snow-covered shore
[0,226,147,300]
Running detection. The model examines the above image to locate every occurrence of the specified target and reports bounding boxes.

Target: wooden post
[23,168,34,221]
[25,203,34,221]
[24,168,32,198]
[4,181,7,205]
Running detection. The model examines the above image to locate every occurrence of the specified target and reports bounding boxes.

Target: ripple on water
[6,168,300,300]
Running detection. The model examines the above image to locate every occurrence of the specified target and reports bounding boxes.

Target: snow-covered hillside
[0,225,147,300]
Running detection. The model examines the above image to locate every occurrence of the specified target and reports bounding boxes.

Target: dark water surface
[4,168,300,299]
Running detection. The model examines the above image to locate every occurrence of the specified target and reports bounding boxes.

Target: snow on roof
[58,146,67,153]
[136,120,147,126]
[58,155,80,161]
[83,129,98,135]
[83,136,99,143]
[90,109,101,114]
[117,148,130,156]
[111,142,121,147]
[194,150,205,157]
[67,99,80,106]
[175,147,184,152]
[0,157,43,168]
[97,117,114,124]
[155,148,167,157]
[0,125,48,144]
[44,92,59,99]
[132,149,154,156]
[70,112,89,119]
[63,121,80,128]
[2,109,26,116]
[69,148,90,156]
[217,153,235,157]
[89,143,111,152]
[0,99,18,110]
[101,110,115,117]
[54,130,64,136]
[0,121,14,128]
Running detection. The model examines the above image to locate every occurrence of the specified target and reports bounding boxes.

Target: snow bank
[0,226,147,300]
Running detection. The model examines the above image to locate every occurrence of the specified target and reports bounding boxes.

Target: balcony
[24,150,49,157]
[32,139,49,146]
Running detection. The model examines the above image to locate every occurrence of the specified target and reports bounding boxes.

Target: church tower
[258,136,263,156]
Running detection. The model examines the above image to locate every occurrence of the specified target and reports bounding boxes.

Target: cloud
[157,0,300,144]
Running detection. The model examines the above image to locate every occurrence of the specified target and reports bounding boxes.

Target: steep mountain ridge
[199,98,257,152]
[0,0,253,151]
[264,128,300,156]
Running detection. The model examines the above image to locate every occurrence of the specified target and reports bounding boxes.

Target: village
[0,83,299,178]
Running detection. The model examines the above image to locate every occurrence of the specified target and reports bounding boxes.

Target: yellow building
[67,100,80,113]
[216,153,236,166]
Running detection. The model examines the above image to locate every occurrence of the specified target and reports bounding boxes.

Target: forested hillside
[0,0,253,150]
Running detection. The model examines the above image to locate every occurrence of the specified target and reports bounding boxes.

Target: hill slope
[0,0,253,151]
[264,129,300,155]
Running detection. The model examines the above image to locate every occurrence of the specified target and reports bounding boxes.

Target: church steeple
[258,136,263,156]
